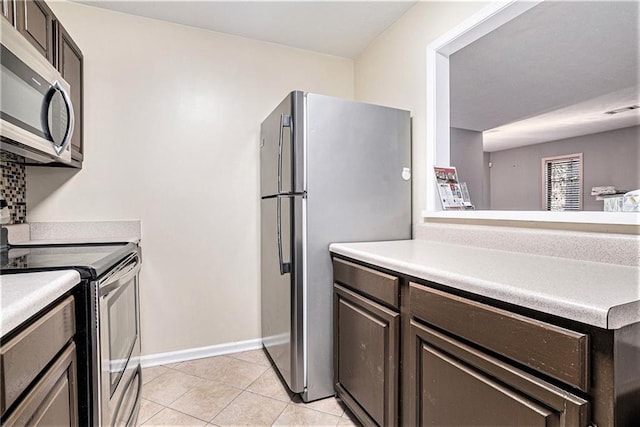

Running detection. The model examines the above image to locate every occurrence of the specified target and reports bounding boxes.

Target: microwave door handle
[51,80,75,155]
[276,195,291,275]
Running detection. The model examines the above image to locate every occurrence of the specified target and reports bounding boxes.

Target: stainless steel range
[93,248,142,427]
[1,242,143,426]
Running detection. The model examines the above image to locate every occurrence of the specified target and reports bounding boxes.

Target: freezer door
[260,91,305,197]
[260,195,304,393]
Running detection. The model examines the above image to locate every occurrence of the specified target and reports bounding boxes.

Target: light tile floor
[137,349,360,426]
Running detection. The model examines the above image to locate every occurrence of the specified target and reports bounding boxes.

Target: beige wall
[27,1,353,356]
[27,0,498,356]
[353,1,491,224]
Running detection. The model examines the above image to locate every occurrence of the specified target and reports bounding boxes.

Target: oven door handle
[99,253,141,298]
[126,366,143,427]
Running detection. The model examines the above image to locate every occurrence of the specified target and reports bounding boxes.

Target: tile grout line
[144,370,206,408]
[141,350,355,427]
[269,395,291,427]
[142,387,353,426]
[162,405,211,424]
[168,374,246,424]
[145,358,266,425]
[206,385,247,425]
[137,399,164,425]
[210,355,280,424]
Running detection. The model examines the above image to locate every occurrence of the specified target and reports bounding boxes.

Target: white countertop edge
[608,301,640,330]
[3,224,30,243]
[22,237,140,244]
[329,243,625,329]
[422,210,640,225]
[1,270,81,337]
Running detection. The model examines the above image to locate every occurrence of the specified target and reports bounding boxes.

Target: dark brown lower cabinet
[410,320,588,426]
[3,343,78,426]
[332,254,640,427]
[0,296,78,426]
[333,283,399,426]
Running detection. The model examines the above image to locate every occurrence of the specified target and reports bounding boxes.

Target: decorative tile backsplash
[1,151,27,224]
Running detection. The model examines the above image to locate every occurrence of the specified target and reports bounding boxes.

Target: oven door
[98,251,142,427]
[0,22,73,163]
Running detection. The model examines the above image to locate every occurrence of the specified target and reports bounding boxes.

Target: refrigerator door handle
[277,114,292,194]
[276,195,292,275]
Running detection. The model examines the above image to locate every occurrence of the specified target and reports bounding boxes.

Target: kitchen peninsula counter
[330,239,640,329]
[0,270,81,336]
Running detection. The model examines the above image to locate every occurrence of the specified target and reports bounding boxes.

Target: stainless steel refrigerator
[260,91,411,402]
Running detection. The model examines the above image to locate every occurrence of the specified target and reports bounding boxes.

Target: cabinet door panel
[338,298,385,422]
[0,297,75,414]
[408,320,589,427]
[15,0,54,63]
[420,342,555,426]
[334,284,399,426]
[57,23,83,163]
[31,373,72,426]
[1,0,14,24]
[3,343,78,426]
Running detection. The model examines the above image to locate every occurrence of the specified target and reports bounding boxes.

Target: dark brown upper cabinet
[57,22,83,164]
[15,0,55,65]
[1,0,14,25]
[8,0,83,168]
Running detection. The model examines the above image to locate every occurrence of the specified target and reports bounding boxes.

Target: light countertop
[330,240,640,330]
[0,270,81,337]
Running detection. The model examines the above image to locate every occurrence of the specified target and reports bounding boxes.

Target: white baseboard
[140,338,263,368]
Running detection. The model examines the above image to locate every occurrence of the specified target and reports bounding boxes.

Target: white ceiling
[74,0,416,58]
[73,1,639,152]
[449,1,640,152]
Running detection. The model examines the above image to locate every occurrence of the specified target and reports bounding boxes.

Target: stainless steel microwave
[0,20,74,164]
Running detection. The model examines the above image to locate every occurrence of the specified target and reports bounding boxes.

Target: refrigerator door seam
[302,92,308,395]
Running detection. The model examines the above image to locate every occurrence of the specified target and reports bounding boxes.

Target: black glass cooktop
[1,242,137,279]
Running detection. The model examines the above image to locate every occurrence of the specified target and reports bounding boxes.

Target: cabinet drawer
[333,258,399,309]
[409,283,589,391]
[1,297,75,414]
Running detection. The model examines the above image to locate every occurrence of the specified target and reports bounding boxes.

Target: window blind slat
[543,154,582,211]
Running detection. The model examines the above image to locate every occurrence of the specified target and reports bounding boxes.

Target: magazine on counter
[434,166,465,210]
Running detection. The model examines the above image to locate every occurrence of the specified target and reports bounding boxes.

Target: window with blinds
[542,153,583,211]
